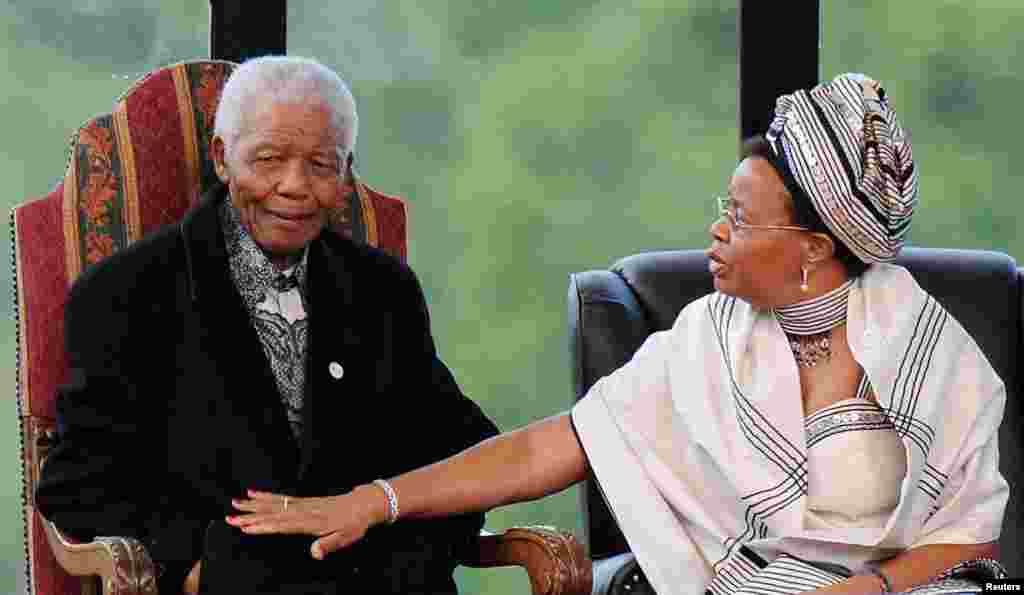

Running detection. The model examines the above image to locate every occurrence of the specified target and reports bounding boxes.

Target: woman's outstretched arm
[228,413,589,558]
[393,413,588,518]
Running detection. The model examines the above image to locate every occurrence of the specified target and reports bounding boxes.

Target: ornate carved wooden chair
[13,59,589,595]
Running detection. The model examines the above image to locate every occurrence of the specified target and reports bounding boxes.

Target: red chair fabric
[12,59,407,595]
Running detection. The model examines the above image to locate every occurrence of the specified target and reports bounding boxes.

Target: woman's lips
[707,252,727,276]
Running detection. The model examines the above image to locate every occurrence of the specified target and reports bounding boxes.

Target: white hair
[214,56,358,158]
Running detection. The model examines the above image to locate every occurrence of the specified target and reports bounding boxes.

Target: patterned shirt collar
[220,199,310,311]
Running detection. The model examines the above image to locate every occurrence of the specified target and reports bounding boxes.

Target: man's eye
[312,161,338,173]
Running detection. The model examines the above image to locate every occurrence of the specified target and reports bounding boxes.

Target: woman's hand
[226,485,388,559]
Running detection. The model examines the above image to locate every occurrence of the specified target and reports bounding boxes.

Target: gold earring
[800,267,809,292]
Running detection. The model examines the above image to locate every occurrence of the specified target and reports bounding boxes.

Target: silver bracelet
[372,479,399,524]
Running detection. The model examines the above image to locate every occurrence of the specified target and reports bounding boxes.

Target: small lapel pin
[328,361,344,379]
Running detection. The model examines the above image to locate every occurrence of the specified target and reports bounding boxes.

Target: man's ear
[803,232,836,266]
[211,135,229,183]
[339,152,356,198]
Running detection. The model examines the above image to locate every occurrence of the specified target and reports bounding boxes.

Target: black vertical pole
[739,1,819,147]
[209,0,287,62]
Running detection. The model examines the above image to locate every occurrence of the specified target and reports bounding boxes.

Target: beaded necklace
[773,279,854,367]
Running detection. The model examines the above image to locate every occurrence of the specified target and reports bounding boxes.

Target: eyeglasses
[714,196,810,232]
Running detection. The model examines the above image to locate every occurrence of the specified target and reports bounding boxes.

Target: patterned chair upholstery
[13,59,588,595]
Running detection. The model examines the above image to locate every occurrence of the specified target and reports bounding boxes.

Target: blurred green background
[3,1,1022,593]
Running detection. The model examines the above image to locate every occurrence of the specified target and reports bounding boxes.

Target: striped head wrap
[765,73,918,263]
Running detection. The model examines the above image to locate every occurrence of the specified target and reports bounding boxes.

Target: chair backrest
[568,247,1024,572]
[12,59,408,594]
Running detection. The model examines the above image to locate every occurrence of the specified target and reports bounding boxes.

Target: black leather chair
[568,247,1023,593]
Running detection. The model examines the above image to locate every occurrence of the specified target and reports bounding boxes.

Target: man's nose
[276,159,311,197]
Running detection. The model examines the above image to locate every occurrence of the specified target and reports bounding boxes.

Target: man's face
[212,99,346,267]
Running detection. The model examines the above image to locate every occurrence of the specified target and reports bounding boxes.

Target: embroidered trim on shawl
[708,293,808,566]
[886,294,946,455]
[773,279,854,336]
[706,550,843,595]
[706,552,1006,595]
[804,400,894,448]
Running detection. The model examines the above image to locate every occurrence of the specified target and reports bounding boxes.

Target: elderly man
[35,56,499,595]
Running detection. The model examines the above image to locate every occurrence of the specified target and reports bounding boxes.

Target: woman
[227,74,1009,594]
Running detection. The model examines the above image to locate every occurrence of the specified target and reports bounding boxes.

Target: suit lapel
[180,185,300,488]
[296,234,364,482]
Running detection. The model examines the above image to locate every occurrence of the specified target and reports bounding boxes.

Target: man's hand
[183,560,201,594]
[227,486,388,559]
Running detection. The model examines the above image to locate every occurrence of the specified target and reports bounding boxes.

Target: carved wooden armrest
[33,422,159,594]
[462,526,592,595]
[42,518,158,595]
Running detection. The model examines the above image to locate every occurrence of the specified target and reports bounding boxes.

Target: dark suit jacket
[36,184,500,594]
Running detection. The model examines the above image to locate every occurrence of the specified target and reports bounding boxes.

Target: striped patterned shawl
[572,264,1008,595]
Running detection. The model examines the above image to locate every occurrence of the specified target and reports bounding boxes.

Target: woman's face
[706,157,808,309]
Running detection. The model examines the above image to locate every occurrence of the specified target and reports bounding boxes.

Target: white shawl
[572,264,1008,595]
